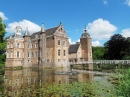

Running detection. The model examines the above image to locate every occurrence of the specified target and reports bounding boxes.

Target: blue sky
[0,0,130,46]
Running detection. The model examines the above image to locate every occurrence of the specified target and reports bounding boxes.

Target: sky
[0,0,130,46]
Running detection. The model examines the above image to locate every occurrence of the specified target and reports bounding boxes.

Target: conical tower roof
[24,27,30,36]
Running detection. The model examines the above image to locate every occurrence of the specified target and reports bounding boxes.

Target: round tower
[41,23,46,68]
[23,27,30,67]
[80,26,92,62]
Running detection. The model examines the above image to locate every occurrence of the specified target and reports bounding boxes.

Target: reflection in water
[4,68,93,97]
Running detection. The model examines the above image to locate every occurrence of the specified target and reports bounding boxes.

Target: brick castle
[6,23,92,68]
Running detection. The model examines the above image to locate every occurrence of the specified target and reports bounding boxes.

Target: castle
[6,23,92,68]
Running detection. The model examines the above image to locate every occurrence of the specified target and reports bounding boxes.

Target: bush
[116,68,130,97]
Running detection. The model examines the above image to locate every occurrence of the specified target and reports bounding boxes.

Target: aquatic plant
[33,81,117,97]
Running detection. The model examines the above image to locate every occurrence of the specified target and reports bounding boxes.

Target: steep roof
[31,26,58,39]
[69,43,80,53]
[31,31,41,39]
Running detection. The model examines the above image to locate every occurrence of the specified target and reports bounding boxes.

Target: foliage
[0,17,6,64]
[104,34,130,60]
[116,68,130,97]
[0,17,6,43]
[29,81,116,97]
[92,46,105,60]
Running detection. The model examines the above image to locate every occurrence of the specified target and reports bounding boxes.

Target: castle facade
[6,23,92,68]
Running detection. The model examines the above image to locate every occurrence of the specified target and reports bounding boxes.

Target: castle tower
[6,26,24,68]
[41,23,46,68]
[23,27,30,68]
[80,26,93,62]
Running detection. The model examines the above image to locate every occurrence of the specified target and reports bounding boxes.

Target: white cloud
[0,12,8,20]
[69,38,75,44]
[103,0,108,5]
[77,39,80,42]
[92,41,101,46]
[87,18,117,40]
[125,0,130,6]
[121,28,130,37]
[6,19,41,34]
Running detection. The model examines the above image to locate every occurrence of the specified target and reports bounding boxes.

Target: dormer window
[35,43,38,48]
[35,35,38,38]
[18,29,21,33]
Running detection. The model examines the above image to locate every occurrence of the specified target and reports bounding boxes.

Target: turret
[80,26,92,61]
[40,23,46,68]
[23,27,30,67]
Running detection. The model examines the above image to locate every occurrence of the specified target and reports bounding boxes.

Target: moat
[0,67,116,97]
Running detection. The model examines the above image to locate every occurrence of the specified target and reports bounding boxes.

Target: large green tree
[92,46,105,60]
[104,34,130,60]
[0,17,6,63]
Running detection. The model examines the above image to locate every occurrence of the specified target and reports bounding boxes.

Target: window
[32,44,33,48]
[58,32,60,36]
[11,51,13,58]
[17,43,19,48]
[64,59,66,62]
[35,52,37,57]
[28,52,30,58]
[40,41,42,47]
[58,50,60,56]
[64,50,66,56]
[15,79,19,86]
[32,52,33,58]
[47,59,50,63]
[58,59,60,62]
[35,43,38,48]
[58,40,60,45]
[17,51,19,58]
[11,42,13,48]
[63,41,66,46]
[35,35,38,38]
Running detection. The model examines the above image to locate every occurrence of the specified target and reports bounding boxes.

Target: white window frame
[58,39,61,45]
[17,51,20,58]
[63,40,66,46]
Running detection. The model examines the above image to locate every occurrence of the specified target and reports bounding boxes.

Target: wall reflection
[4,68,93,97]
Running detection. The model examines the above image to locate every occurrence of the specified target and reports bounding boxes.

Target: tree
[104,34,129,60]
[0,17,6,63]
[92,46,105,60]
